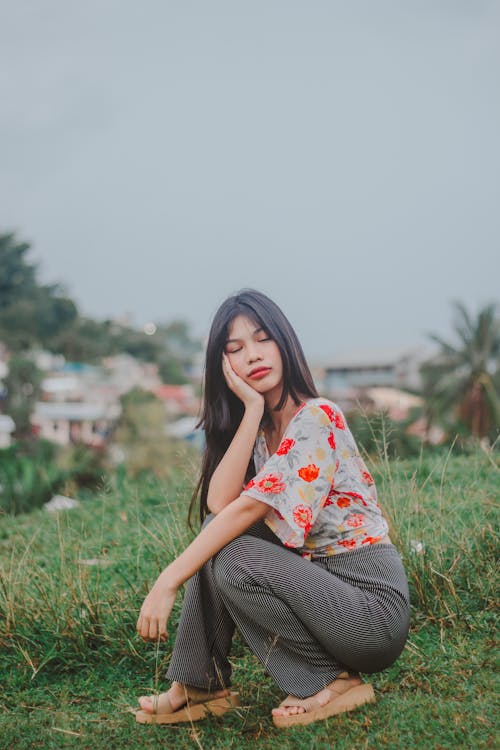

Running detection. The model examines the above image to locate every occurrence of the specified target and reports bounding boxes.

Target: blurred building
[324,346,429,414]
[32,401,120,446]
[153,384,199,416]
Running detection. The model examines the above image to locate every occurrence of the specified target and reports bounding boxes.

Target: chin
[261,380,283,394]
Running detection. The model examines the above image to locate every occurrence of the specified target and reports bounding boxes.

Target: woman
[135,289,410,728]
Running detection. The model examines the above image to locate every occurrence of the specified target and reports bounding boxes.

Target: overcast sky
[1,1,499,361]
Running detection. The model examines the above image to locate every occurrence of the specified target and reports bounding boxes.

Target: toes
[138,696,153,712]
[272,705,306,716]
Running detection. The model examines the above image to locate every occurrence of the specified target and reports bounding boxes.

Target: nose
[246,341,263,363]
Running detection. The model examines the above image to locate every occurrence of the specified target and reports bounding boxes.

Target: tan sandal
[272,674,375,728]
[135,686,240,724]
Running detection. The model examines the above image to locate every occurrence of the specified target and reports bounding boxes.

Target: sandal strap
[278,674,360,714]
[148,686,215,715]
[184,686,224,703]
[279,694,322,713]
[150,694,175,714]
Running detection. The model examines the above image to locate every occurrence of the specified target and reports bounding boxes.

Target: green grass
[0,450,498,749]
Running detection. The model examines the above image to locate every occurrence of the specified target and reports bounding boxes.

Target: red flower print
[244,479,255,490]
[334,412,345,430]
[346,513,365,528]
[338,539,356,549]
[336,496,351,509]
[328,431,336,450]
[319,404,335,421]
[362,535,382,545]
[362,470,374,485]
[293,504,313,529]
[298,464,320,482]
[335,490,368,507]
[256,473,286,494]
[274,508,285,521]
[324,484,335,506]
[276,438,295,455]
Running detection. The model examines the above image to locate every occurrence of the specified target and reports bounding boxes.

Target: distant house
[325,347,427,391]
[41,374,86,402]
[33,362,121,446]
[102,354,162,395]
[323,346,430,415]
[32,401,121,447]
[362,387,423,421]
[153,384,199,416]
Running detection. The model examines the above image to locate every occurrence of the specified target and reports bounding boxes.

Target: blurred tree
[155,320,202,384]
[3,356,42,438]
[0,233,78,350]
[0,233,37,308]
[0,232,201,381]
[158,357,188,385]
[113,388,173,478]
[50,317,120,362]
[421,302,499,440]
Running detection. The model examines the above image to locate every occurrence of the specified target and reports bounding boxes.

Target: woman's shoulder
[302,396,344,414]
[297,397,349,432]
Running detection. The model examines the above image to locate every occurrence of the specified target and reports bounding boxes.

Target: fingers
[136,613,168,643]
[148,619,157,640]
[222,352,239,377]
[222,352,246,394]
[158,617,168,640]
[221,352,235,385]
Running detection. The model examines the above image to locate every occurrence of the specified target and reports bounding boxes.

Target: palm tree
[421,302,499,440]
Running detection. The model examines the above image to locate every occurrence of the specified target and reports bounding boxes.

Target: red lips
[249,367,271,380]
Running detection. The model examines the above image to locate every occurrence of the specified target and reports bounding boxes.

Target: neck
[264,391,302,434]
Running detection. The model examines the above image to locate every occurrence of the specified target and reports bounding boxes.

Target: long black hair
[188,289,318,529]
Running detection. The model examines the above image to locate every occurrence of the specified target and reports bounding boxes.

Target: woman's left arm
[137,494,269,641]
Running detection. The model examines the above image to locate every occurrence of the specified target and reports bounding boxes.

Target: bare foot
[271,674,362,718]
[138,681,231,714]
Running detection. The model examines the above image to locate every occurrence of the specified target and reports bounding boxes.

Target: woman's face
[224,314,283,395]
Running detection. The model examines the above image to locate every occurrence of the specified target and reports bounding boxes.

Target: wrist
[155,565,180,594]
[244,399,264,416]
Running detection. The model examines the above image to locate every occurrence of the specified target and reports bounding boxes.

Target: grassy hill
[0,450,498,749]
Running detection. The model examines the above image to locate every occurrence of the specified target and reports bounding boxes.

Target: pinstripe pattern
[166,516,410,698]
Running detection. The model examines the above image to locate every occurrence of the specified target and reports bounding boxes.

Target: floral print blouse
[242,398,389,557]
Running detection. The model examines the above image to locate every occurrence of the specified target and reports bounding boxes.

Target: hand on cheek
[222,353,265,408]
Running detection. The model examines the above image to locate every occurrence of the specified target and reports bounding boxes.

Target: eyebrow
[225,326,265,344]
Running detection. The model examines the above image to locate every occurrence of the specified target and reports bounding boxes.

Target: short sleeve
[242,402,338,547]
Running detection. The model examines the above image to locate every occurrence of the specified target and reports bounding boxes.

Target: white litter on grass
[78,558,111,566]
[44,495,80,512]
[410,540,425,554]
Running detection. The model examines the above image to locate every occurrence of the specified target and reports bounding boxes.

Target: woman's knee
[212,536,256,589]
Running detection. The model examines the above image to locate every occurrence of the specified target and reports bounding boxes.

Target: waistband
[301,539,398,562]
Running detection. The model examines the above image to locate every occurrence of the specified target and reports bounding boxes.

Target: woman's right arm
[207,402,263,514]
[206,354,264,514]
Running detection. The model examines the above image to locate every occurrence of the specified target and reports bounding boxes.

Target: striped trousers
[166,515,410,698]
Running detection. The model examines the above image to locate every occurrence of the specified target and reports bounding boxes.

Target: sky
[1,1,499,362]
